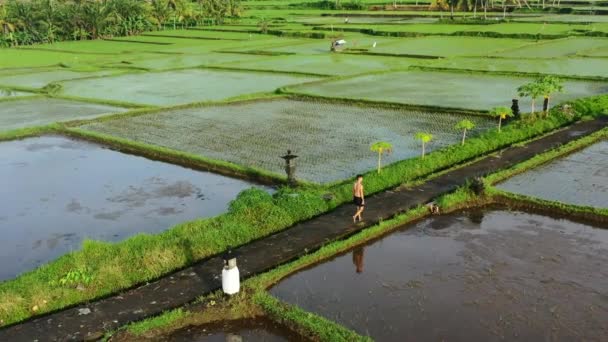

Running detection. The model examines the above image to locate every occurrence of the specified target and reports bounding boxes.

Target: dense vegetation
[0,0,241,47]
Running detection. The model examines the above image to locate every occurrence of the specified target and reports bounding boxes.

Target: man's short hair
[356,174,363,179]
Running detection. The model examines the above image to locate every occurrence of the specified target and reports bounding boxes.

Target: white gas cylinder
[222,262,240,295]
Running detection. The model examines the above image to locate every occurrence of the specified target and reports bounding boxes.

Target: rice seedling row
[80,98,495,183]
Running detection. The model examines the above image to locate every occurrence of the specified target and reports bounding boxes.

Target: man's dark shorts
[353,196,364,207]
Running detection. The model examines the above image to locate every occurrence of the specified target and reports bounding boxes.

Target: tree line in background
[0,0,241,47]
[430,0,570,20]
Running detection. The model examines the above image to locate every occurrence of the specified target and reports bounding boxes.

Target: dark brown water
[271,209,608,342]
[165,318,304,342]
[0,136,270,281]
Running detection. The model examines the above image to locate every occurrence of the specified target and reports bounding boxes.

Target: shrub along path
[1,116,607,341]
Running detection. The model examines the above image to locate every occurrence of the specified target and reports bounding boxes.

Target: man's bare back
[353,182,364,198]
[353,175,364,223]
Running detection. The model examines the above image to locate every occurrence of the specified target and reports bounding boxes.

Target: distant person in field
[353,174,365,223]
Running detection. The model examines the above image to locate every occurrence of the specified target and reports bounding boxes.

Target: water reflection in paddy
[271,209,608,341]
[0,136,271,281]
[497,140,608,208]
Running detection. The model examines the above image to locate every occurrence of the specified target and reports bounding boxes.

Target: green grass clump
[127,308,191,336]
[255,292,372,342]
[0,124,60,142]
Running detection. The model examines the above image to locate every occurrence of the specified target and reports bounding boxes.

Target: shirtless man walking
[352,174,365,223]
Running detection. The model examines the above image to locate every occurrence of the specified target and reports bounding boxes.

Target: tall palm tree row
[0,0,240,47]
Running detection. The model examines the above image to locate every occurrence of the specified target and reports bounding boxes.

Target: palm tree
[517,81,542,114]
[202,0,229,25]
[455,119,475,145]
[490,106,513,132]
[228,0,242,17]
[167,0,186,30]
[448,0,457,20]
[370,141,393,174]
[415,132,433,158]
[150,0,171,30]
[0,18,15,46]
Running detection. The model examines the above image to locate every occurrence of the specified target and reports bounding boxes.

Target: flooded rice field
[290,70,608,111]
[0,136,268,281]
[0,97,127,131]
[0,89,31,98]
[271,209,608,341]
[80,98,494,183]
[0,69,118,89]
[497,141,608,208]
[58,69,319,106]
[165,318,303,342]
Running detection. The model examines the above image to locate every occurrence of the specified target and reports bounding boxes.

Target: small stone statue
[511,98,521,121]
[280,150,298,186]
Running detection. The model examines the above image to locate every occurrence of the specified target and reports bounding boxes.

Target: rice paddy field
[212,54,419,75]
[3,5,608,339]
[515,14,608,23]
[57,69,319,106]
[357,36,535,57]
[79,98,494,183]
[0,89,32,99]
[495,37,608,58]
[428,56,608,79]
[326,21,608,36]
[287,70,608,111]
[0,98,127,132]
[497,141,608,208]
[271,208,608,341]
[293,16,440,24]
[0,69,122,89]
[0,135,268,280]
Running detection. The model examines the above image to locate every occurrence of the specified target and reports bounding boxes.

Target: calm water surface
[271,209,608,342]
[0,136,270,281]
[497,141,608,208]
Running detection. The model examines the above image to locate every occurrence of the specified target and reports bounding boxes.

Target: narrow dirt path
[2,116,606,341]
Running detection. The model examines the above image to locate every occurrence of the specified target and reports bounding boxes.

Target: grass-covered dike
[1,93,607,327]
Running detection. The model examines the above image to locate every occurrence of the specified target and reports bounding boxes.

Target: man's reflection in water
[352,247,364,274]
[468,210,485,225]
